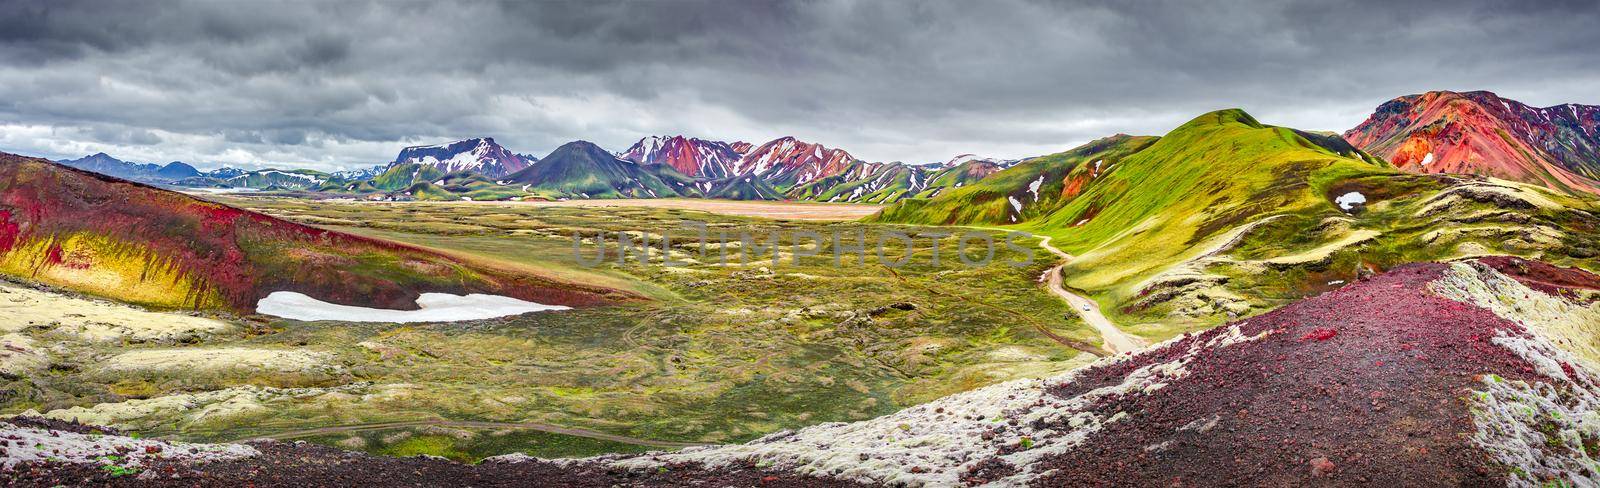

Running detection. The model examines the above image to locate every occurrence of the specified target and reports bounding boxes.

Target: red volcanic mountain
[0,152,630,313]
[617,135,745,179]
[1345,90,1600,195]
[731,136,861,189]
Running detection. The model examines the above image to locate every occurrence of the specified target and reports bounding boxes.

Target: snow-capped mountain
[220,169,329,189]
[389,138,534,178]
[936,153,1020,170]
[1345,90,1600,195]
[332,165,386,181]
[731,136,861,189]
[172,168,333,190]
[207,166,248,179]
[617,135,744,179]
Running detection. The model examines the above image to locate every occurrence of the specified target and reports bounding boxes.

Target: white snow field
[256,291,568,323]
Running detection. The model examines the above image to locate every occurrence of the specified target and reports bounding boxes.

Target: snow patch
[1420,152,1435,166]
[255,292,568,323]
[1335,191,1366,211]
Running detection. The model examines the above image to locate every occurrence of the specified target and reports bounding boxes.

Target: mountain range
[56,152,201,184]
[55,152,343,191]
[45,90,1600,202]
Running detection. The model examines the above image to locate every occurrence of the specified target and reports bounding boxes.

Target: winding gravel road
[1036,235,1147,354]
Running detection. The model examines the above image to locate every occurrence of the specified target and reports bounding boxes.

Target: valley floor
[1,198,1098,463]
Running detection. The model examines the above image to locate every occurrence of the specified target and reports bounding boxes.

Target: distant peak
[404,137,497,151]
[555,140,606,152]
[1404,90,1509,108]
[634,135,684,146]
[941,153,1001,166]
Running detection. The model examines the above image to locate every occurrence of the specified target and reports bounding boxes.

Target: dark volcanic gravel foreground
[2,438,869,487]
[1030,262,1573,487]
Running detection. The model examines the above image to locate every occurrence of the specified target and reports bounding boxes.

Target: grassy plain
[3,197,1097,461]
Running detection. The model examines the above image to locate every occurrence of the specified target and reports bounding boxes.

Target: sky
[0,0,1596,171]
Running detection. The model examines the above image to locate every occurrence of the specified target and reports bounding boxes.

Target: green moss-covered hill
[872,109,1600,334]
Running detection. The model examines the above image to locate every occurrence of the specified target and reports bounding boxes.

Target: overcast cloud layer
[0,0,1596,171]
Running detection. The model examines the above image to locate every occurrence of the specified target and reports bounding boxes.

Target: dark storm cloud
[0,0,1596,169]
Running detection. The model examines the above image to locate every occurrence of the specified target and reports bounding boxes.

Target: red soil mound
[1477,255,1600,296]
[1034,263,1539,485]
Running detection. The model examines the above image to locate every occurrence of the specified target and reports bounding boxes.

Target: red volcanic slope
[1032,261,1555,485]
[731,136,861,188]
[1477,255,1600,296]
[0,152,630,313]
[617,135,745,179]
[1345,90,1600,195]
